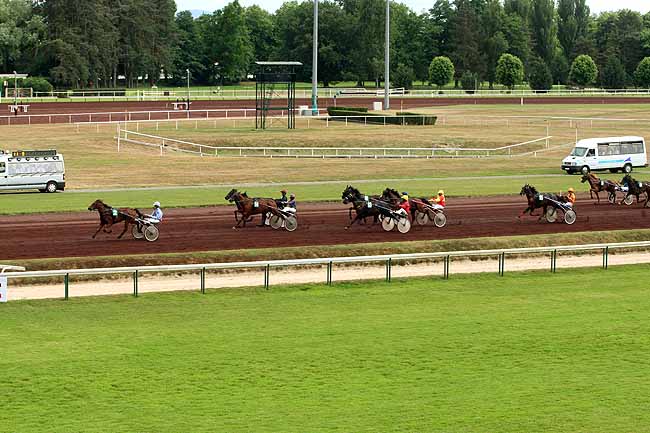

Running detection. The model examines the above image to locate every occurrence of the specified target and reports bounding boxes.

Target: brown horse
[88,199,141,239]
[581,173,618,204]
[225,189,281,228]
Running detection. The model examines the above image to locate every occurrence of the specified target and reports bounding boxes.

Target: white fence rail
[2,241,646,300]
[116,125,552,159]
[5,87,650,102]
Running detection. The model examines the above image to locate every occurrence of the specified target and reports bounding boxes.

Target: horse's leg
[518,206,531,218]
[92,223,105,239]
[595,190,600,204]
[345,213,365,230]
[117,221,129,239]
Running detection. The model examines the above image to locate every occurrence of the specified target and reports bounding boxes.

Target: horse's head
[225,188,238,202]
[381,188,401,201]
[88,199,104,211]
[520,184,537,197]
[580,173,590,183]
[342,185,360,204]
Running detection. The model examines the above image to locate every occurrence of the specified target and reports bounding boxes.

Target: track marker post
[133,270,139,297]
[385,258,392,283]
[64,273,69,300]
[200,267,206,294]
[326,261,333,286]
[603,247,609,270]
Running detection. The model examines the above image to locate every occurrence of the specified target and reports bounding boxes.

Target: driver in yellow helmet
[565,187,576,207]
[432,190,446,207]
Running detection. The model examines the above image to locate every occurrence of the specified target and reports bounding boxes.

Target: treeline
[2,0,650,89]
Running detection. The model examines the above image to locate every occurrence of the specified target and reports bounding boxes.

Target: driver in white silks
[149,201,164,223]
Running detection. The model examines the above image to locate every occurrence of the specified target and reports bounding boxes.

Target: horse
[341,185,383,229]
[381,188,430,221]
[225,188,281,228]
[87,199,141,239]
[519,184,564,220]
[581,173,618,204]
[621,174,650,207]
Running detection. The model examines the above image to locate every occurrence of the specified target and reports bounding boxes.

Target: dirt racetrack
[3,195,649,261]
[2,96,650,125]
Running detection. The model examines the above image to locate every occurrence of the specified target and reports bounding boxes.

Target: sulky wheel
[564,209,577,225]
[144,225,160,242]
[132,224,144,239]
[382,217,395,232]
[284,216,298,232]
[434,212,447,228]
[269,215,283,230]
[415,211,429,226]
[623,195,634,206]
[608,193,616,204]
[545,207,558,223]
[397,218,411,234]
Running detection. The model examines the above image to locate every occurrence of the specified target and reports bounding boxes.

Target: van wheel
[45,181,58,193]
[623,163,633,174]
[581,166,590,175]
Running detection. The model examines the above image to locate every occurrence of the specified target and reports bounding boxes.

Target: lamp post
[312,0,319,115]
[13,71,17,106]
[384,1,390,110]
[186,68,191,110]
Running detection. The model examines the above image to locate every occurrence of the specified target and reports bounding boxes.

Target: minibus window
[598,144,609,155]
[571,147,587,156]
[0,162,4,173]
[586,149,595,157]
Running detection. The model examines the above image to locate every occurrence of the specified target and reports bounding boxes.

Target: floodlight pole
[384,0,390,110]
[13,71,17,106]
[312,0,319,115]
[186,68,190,110]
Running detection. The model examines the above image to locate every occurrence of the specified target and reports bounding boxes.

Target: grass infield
[1,265,650,431]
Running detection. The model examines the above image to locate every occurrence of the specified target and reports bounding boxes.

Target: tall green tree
[495,53,524,89]
[480,0,508,88]
[449,0,483,84]
[557,0,577,61]
[530,0,556,64]
[569,54,598,87]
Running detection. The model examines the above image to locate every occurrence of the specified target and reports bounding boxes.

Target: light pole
[13,71,17,106]
[186,68,190,110]
[384,0,390,110]
[312,0,319,115]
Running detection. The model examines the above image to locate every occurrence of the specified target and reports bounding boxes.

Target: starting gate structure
[255,61,301,130]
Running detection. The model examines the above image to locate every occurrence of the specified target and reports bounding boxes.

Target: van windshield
[570,147,588,157]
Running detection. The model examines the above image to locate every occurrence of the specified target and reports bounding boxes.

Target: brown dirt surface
[3,195,649,261]
[2,96,650,125]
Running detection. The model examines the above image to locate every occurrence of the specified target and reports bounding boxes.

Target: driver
[565,188,576,207]
[150,201,164,222]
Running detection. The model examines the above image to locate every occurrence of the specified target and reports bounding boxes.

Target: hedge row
[327,107,436,126]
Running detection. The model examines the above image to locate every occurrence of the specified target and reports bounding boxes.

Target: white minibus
[0,150,65,192]
[561,136,647,175]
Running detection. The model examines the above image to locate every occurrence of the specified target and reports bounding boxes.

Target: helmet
[401,194,409,201]
[281,189,287,194]
[438,190,444,195]
[401,192,408,196]
[290,194,295,199]
[153,201,161,207]
[568,187,575,193]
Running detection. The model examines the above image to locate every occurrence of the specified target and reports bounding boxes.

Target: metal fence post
[200,267,206,294]
[64,273,69,300]
[386,258,392,282]
[327,261,333,286]
[133,270,139,297]
[443,255,450,279]
[264,264,270,290]
[498,253,505,276]
[551,250,557,273]
[603,247,609,270]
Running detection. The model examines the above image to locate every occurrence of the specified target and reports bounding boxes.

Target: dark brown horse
[341,185,381,229]
[622,174,650,207]
[581,173,618,204]
[225,189,280,228]
[88,199,141,239]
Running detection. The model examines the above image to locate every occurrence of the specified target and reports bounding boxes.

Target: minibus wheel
[580,166,590,175]
[45,181,58,193]
[623,163,632,174]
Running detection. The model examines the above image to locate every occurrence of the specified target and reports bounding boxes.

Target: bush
[495,54,525,90]
[392,63,416,89]
[429,56,455,88]
[569,54,598,87]
[634,57,650,88]
[460,71,478,93]
[528,57,553,91]
[69,88,127,97]
[601,56,626,89]
[16,77,53,93]
[327,108,436,126]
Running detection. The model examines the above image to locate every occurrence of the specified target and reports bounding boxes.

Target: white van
[561,136,647,175]
[0,150,65,193]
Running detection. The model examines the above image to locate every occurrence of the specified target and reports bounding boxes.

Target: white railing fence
[2,241,647,301]
[4,87,650,102]
[116,124,552,159]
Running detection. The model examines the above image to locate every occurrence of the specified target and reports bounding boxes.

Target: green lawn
[0,174,586,214]
[2,265,650,432]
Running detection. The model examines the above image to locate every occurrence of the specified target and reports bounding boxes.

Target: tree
[392,63,415,89]
[495,53,524,89]
[480,0,508,88]
[569,54,598,87]
[600,56,626,89]
[429,56,455,88]
[530,0,556,63]
[449,0,483,83]
[528,57,553,90]
[557,0,577,60]
[634,57,650,87]
[551,49,570,84]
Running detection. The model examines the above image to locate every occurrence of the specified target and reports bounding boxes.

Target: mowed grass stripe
[1,265,650,432]
[0,174,584,215]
